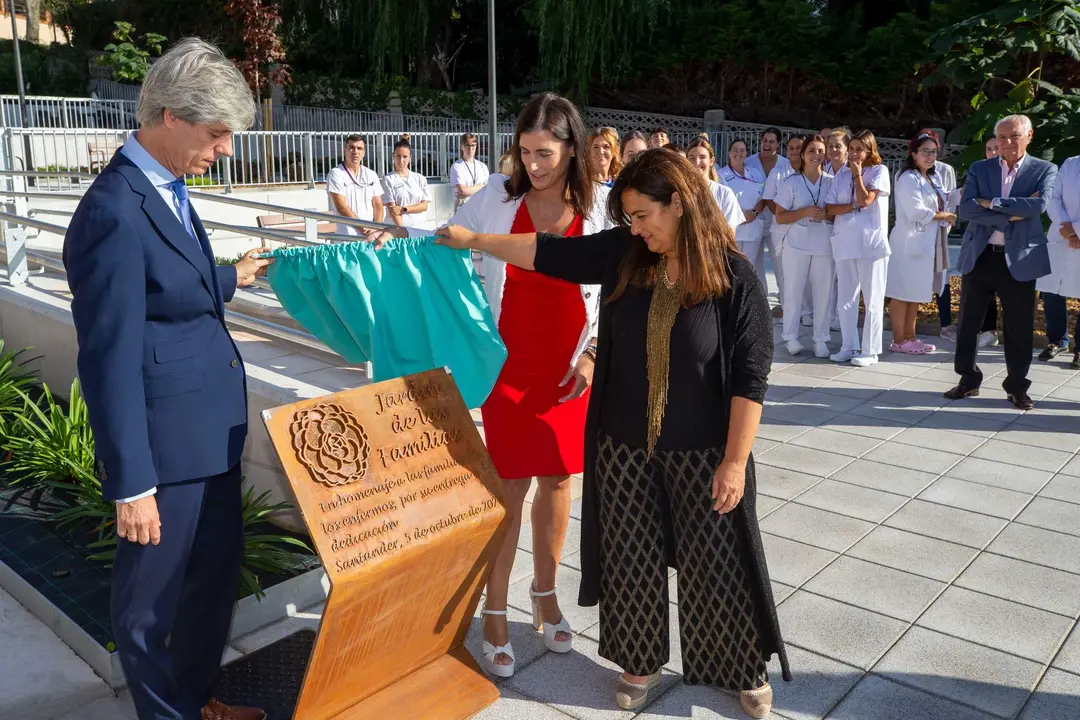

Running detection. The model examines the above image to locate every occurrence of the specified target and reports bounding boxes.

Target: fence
[0,96,138,130]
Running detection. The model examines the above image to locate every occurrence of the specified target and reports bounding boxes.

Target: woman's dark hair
[620,130,649,156]
[607,148,738,304]
[797,134,827,176]
[685,136,719,182]
[505,92,593,218]
[902,133,939,175]
[394,133,411,151]
[851,129,883,166]
[459,132,478,151]
[761,127,782,143]
[663,142,683,153]
[729,138,748,153]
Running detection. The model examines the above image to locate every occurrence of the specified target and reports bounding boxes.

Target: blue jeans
[1041,292,1078,348]
[937,282,997,331]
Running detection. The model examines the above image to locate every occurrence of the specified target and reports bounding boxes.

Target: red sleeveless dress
[481,202,590,479]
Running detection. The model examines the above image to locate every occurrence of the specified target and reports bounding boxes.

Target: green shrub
[0,340,37,434]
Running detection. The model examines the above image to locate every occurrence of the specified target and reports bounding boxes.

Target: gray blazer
[956,155,1058,282]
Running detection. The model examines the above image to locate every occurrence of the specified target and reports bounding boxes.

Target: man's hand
[1009,216,1024,222]
[235,247,273,287]
[117,495,161,546]
[977,198,993,209]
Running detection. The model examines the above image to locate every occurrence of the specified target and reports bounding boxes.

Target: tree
[920,0,1080,167]
[225,0,290,106]
[25,0,40,43]
[98,21,166,84]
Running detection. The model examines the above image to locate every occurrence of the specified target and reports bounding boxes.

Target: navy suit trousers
[111,466,243,720]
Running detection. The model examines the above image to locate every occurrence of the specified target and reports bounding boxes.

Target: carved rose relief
[290,403,370,486]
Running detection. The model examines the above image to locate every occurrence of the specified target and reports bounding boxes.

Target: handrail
[0,170,98,181]
[0,210,69,235]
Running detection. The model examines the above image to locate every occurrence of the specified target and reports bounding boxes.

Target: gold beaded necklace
[645,259,683,456]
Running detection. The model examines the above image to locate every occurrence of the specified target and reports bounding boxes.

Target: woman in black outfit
[435,148,789,717]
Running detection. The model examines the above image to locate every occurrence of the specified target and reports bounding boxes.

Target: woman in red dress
[447,92,613,677]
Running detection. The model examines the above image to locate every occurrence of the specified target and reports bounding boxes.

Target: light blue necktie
[168,177,195,239]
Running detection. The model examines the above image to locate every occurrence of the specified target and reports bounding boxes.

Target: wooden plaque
[262,368,508,720]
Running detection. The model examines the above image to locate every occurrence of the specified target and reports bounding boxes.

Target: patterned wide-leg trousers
[596,433,768,690]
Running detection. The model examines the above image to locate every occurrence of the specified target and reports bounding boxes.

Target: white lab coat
[1037,156,1080,298]
[887,170,947,303]
[381,170,431,228]
[708,180,745,231]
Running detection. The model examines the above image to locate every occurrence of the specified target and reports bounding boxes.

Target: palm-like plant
[239,486,314,600]
[0,341,39,433]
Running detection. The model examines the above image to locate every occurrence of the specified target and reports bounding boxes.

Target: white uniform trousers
[782,247,835,344]
[741,241,764,278]
[836,256,888,356]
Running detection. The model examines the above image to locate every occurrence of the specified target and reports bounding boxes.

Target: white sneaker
[829,348,855,363]
[851,353,879,367]
[814,342,831,358]
[978,331,999,348]
[801,315,814,327]
[786,340,805,355]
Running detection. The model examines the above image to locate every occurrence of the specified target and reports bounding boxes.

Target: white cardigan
[449,174,613,369]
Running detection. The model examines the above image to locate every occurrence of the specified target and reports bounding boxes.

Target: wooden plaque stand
[262,368,508,720]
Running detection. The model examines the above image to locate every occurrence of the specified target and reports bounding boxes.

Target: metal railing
[0,95,139,130]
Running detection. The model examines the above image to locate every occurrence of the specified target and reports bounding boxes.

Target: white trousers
[764,228,784,301]
[835,257,888,356]
[741,241,764,279]
[782,247,835,343]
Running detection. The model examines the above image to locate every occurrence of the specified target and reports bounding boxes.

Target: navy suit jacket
[956,155,1058,282]
[63,151,248,501]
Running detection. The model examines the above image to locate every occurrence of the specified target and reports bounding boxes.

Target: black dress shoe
[1007,392,1035,410]
[1039,344,1065,361]
[1071,353,1079,370]
[944,384,980,400]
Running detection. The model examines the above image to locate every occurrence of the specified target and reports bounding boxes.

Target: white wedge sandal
[479,607,516,678]
[530,585,573,653]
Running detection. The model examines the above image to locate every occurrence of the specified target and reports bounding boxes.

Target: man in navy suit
[945,115,1058,410]
[64,39,272,720]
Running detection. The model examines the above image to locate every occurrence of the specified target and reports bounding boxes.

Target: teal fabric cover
[265,237,506,408]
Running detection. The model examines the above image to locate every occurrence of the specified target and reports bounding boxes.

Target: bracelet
[581,346,598,361]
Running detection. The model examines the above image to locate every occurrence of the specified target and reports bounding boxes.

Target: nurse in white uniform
[382,134,432,229]
[763,135,803,306]
[886,134,957,354]
[775,134,835,357]
[449,132,491,211]
[685,136,744,231]
[1036,154,1080,367]
[825,130,891,366]
[718,139,767,271]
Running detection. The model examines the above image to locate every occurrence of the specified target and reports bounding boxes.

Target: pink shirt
[989,154,1026,246]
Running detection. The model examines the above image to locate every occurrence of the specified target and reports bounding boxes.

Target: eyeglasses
[917,148,939,157]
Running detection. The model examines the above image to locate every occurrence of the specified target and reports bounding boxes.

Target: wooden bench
[256,213,337,238]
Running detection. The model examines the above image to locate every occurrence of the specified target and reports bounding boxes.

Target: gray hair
[994,114,1033,135]
[136,38,256,131]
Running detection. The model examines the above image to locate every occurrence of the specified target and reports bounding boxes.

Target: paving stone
[847,526,977,582]
[465,605,554,685]
[862,358,935,377]
[877,379,956,409]
[826,674,997,720]
[795,480,907,523]
[884,500,1007,549]
[848,400,938,427]
[760,534,838,587]
[757,466,823,500]
[1019,668,1080,720]
[1039,474,1080,505]
[771,581,796,604]
[946,456,1053,494]
[786,389,866,414]
[917,586,1073,663]
[1054,626,1080,675]
[632,683,746,719]
[767,384,805,403]
[1055,452,1080,479]
[759,503,874,553]
[57,694,139,720]
[1015,408,1080,434]
[505,635,680,720]
[763,645,862,720]
[974,440,1074,476]
[804,556,945,622]
[787,427,883,458]
[890,425,987,455]
[753,437,780,457]
[874,626,1043,719]
[861,441,963,475]
[755,444,853,479]
[777,591,907,669]
[956,552,1080,617]
[818,413,907,440]
[473,688,581,719]
[757,494,785,519]
[993,423,1080,454]
[829,459,938,497]
[1015,497,1080,537]
[769,370,827,390]
[808,379,888,402]
[989,522,1080,575]
[783,362,854,381]
[762,401,840,428]
[914,409,1012,438]
[0,589,112,720]
[918,476,1031,519]
[757,419,812,443]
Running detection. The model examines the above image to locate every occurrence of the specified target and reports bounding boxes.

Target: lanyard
[462,160,477,185]
[729,165,752,183]
[343,165,373,188]
[802,174,823,207]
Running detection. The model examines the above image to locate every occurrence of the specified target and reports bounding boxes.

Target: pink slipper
[912,339,937,353]
[894,339,932,355]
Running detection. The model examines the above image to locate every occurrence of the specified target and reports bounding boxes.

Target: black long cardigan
[533,226,792,683]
